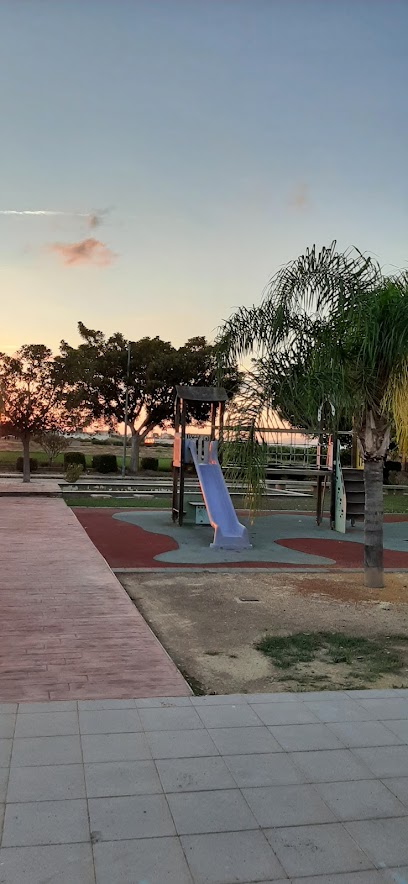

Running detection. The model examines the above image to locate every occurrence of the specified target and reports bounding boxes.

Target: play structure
[172,386,251,550]
[171,385,365,544]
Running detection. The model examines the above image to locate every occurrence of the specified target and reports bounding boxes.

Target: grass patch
[65,495,172,508]
[255,631,408,687]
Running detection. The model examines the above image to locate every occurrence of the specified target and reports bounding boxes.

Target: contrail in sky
[0,209,90,217]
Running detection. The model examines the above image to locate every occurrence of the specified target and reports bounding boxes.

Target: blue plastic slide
[187,440,252,550]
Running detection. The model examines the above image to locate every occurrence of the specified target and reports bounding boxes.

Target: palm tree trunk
[364,459,384,588]
[22,433,31,484]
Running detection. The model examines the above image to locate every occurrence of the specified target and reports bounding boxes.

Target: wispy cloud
[0,209,91,218]
[49,237,116,267]
[289,183,309,210]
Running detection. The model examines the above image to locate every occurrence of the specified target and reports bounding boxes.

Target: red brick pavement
[0,498,189,701]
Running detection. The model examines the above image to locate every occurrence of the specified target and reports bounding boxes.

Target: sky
[0,0,407,355]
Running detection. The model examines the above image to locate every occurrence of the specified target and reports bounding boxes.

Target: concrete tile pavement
[0,691,406,881]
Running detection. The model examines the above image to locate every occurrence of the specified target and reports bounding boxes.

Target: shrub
[388,470,408,487]
[64,451,86,469]
[16,457,38,472]
[140,457,159,471]
[92,454,118,473]
[65,463,84,483]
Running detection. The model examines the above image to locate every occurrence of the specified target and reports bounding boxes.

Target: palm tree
[218,242,408,588]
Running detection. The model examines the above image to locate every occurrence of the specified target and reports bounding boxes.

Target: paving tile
[135,696,192,707]
[290,749,375,782]
[196,703,263,729]
[7,764,86,802]
[315,778,408,820]
[146,728,218,759]
[243,783,335,827]
[383,776,408,806]
[78,699,136,710]
[93,836,193,884]
[138,706,203,731]
[14,712,79,738]
[167,788,258,834]
[18,702,77,713]
[81,732,151,763]
[156,756,236,792]
[345,816,408,866]
[353,745,408,777]
[0,716,15,739]
[84,759,162,797]
[191,694,248,705]
[2,799,89,847]
[11,736,82,767]
[79,709,142,734]
[291,873,390,884]
[251,702,319,726]
[356,698,408,718]
[0,768,10,802]
[224,752,305,787]
[295,691,350,701]
[266,822,373,877]
[248,691,309,702]
[181,830,286,883]
[0,740,12,768]
[0,704,17,714]
[382,718,408,741]
[209,726,282,755]
[304,699,374,723]
[270,722,344,751]
[0,843,95,883]
[326,720,404,747]
[346,689,405,699]
[88,793,175,840]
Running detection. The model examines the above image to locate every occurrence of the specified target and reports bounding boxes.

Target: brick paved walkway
[0,498,189,702]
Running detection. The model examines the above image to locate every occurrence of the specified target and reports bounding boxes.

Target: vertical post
[330,433,338,529]
[172,397,181,521]
[179,399,186,526]
[121,341,131,478]
[210,402,216,441]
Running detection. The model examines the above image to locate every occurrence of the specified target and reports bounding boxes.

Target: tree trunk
[364,459,384,588]
[22,433,31,484]
[357,409,390,590]
[130,431,140,473]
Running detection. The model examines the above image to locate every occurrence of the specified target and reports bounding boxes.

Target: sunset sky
[1,0,407,355]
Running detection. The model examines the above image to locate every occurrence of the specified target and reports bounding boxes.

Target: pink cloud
[49,237,115,266]
[289,183,309,210]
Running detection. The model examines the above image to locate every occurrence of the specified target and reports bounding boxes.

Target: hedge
[92,454,118,473]
[64,451,86,468]
[16,457,38,472]
[140,457,159,471]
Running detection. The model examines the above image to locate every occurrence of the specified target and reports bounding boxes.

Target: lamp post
[122,341,131,478]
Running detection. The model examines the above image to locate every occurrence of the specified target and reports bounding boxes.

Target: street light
[122,341,132,478]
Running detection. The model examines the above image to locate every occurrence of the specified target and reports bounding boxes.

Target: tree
[0,345,80,482]
[60,324,241,472]
[218,242,408,589]
[35,431,71,465]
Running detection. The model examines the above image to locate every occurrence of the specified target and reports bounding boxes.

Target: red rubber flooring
[74,509,408,570]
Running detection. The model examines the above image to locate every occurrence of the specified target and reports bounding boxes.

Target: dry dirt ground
[119,570,408,695]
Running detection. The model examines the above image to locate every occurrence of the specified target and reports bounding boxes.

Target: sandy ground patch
[119,570,408,694]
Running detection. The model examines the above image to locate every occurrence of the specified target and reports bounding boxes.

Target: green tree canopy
[0,344,80,482]
[60,324,241,470]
